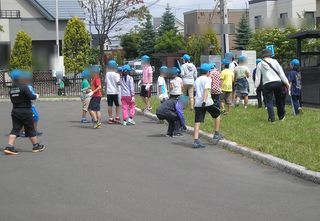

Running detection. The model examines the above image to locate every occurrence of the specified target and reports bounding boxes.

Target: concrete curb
[0,98,81,102]
[136,108,320,184]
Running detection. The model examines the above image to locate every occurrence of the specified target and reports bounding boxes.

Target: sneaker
[107,118,114,124]
[4,146,19,155]
[193,141,206,149]
[114,117,121,124]
[36,131,43,136]
[123,121,127,126]
[94,122,102,129]
[81,119,90,123]
[165,134,173,137]
[212,133,224,145]
[32,144,45,153]
[280,116,286,122]
[127,118,136,125]
[172,133,184,138]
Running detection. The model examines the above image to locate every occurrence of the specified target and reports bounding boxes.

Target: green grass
[136,96,320,172]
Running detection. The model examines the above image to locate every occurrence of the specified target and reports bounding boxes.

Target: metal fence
[0,70,159,98]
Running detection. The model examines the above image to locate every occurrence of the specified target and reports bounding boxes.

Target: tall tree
[80,0,147,70]
[154,30,185,53]
[10,31,32,71]
[139,13,156,55]
[63,17,91,75]
[88,47,100,65]
[234,15,252,50]
[121,32,141,59]
[158,4,177,36]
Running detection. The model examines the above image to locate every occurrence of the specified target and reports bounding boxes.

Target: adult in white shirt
[180,54,197,110]
[193,63,223,149]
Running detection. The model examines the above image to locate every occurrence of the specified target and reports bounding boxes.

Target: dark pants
[157,113,181,136]
[291,95,302,115]
[256,87,266,108]
[11,108,37,137]
[263,82,285,121]
[211,94,221,109]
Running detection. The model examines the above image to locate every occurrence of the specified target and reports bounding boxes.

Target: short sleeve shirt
[170,77,183,95]
[210,70,221,95]
[220,69,234,92]
[234,66,250,79]
[142,65,153,85]
[81,79,90,91]
[91,76,102,97]
[194,75,213,107]
[105,71,120,95]
[157,76,168,96]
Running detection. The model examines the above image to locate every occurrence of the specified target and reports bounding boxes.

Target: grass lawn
[136,96,320,172]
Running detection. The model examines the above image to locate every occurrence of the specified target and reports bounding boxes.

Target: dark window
[254,15,262,29]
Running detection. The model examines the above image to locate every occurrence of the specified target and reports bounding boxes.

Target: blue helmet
[238,55,248,63]
[107,60,118,69]
[290,59,300,66]
[170,67,180,75]
[225,52,234,60]
[178,95,189,108]
[81,68,91,79]
[199,63,211,73]
[182,54,191,61]
[256,58,263,64]
[210,63,217,69]
[122,64,131,72]
[141,55,150,62]
[91,65,101,73]
[221,59,230,65]
[10,69,22,80]
[117,66,123,73]
[160,65,168,73]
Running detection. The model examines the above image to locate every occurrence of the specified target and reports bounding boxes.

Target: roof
[288,30,320,39]
[29,0,85,21]
[183,9,246,15]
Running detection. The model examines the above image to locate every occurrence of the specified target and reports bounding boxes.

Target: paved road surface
[0,101,319,221]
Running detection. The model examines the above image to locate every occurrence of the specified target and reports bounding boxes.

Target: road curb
[0,98,81,102]
[136,108,320,184]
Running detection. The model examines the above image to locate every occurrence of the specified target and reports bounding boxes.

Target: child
[88,65,102,129]
[140,55,153,111]
[220,59,234,114]
[193,63,223,149]
[4,69,45,155]
[157,66,169,103]
[156,95,188,137]
[169,67,183,99]
[121,65,136,126]
[105,60,121,124]
[209,63,221,109]
[234,55,250,108]
[288,59,302,115]
[80,68,93,123]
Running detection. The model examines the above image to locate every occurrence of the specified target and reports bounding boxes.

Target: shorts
[221,92,232,105]
[235,78,249,97]
[10,108,37,137]
[211,94,221,109]
[194,105,220,123]
[107,94,120,107]
[88,97,101,111]
[82,97,91,112]
[31,105,39,122]
[141,85,152,98]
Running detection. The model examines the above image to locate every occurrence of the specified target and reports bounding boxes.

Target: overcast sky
[147,0,249,19]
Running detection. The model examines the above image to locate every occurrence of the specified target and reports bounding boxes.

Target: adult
[180,54,198,110]
[253,58,266,108]
[288,59,302,115]
[255,49,290,122]
[234,55,250,109]
[140,55,153,111]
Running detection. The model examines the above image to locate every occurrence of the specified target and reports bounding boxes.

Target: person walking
[180,54,197,110]
[255,49,290,122]
[234,55,250,109]
[140,55,153,112]
[288,59,303,115]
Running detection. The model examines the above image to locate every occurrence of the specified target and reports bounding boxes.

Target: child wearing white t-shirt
[169,67,183,99]
[193,63,223,149]
[157,66,169,103]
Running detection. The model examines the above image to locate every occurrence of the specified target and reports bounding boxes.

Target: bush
[10,31,32,71]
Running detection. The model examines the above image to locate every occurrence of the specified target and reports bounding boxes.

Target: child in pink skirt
[120,65,136,125]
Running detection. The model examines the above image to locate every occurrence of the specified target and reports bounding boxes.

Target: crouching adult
[156,95,189,137]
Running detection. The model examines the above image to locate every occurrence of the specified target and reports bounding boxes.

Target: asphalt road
[0,101,319,221]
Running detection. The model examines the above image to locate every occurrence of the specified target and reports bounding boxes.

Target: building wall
[316,0,320,17]
[1,0,43,18]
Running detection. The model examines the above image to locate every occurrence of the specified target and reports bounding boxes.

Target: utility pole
[55,0,59,57]
[220,0,229,54]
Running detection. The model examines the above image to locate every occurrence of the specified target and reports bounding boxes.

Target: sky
[147,0,249,19]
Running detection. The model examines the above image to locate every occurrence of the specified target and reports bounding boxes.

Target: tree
[187,31,221,67]
[248,27,298,63]
[80,0,147,70]
[0,25,3,32]
[234,15,252,50]
[88,47,100,65]
[63,17,91,75]
[115,50,124,65]
[121,32,141,59]
[154,30,185,53]
[158,4,177,36]
[10,31,32,71]
[139,13,156,55]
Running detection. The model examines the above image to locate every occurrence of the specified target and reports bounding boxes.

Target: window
[280,13,288,19]
[304,12,315,19]
[279,13,288,27]
[254,15,262,29]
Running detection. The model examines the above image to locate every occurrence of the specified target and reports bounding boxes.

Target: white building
[249,0,317,30]
[153,17,184,36]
